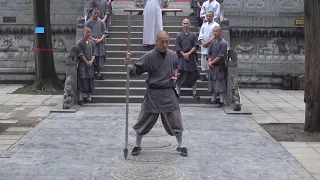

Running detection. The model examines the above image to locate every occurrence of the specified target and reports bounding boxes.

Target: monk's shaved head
[156,30,169,40]
[182,18,191,31]
[156,30,170,52]
[182,18,190,23]
[84,27,91,32]
[83,27,92,38]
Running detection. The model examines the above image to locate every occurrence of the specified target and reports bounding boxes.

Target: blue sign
[35,27,44,34]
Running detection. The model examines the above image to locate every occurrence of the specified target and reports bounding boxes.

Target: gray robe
[77,38,96,93]
[130,48,180,113]
[85,19,106,57]
[175,31,200,87]
[208,37,228,93]
[85,18,106,71]
[131,48,183,136]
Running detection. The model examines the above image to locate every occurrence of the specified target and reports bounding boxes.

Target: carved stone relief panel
[14,0,31,5]
[244,0,267,10]
[0,34,75,60]
[274,0,301,12]
[223,0,242,9]
[232,36,304,63]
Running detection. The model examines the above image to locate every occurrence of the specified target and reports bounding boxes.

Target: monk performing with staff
[124,30,188,157]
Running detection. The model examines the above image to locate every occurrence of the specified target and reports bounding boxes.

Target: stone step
[105,51,201,58]
[111,15,197,21]
[91,95,211,104]
[100,72,207,80]
[103,64,202,72]
[110,20,197,26]
[94,79,209,88]
[93,87,211,96]
[108,25,197,32]
[106,38,177,44]
[105,44,201,51]
[107,31,181,38]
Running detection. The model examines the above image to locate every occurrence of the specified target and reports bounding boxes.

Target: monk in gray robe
[124,30,188,157]
[208,26,228,107]
[175,18,200,100]
[77,27,96,104]
[85,7,107,80]
[102,0,113,35]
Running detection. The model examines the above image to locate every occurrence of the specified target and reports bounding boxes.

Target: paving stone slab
[0,120,19,124]
[5,127,33,132]
[0,135,23,140]
[0,140,17,145]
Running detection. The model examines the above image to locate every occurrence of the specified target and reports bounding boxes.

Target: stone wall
[223,0,305,88]
[223,0,304,27]
[0,0,84,82]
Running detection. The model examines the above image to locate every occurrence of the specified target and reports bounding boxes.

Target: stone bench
[124,8,183,16]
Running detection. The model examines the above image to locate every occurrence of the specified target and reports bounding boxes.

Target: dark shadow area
[261,123,320,142]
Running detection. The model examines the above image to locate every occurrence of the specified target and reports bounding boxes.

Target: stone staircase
[91,3,213,103]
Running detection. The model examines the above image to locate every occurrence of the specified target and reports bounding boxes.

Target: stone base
[222,106,252,115]
[50,104,80,113]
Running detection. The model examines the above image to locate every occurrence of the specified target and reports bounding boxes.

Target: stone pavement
[0,104,315,179]
[241,89,305,124]
[0,84,62,156]
[240,89,320,180]
[0,84,318,179]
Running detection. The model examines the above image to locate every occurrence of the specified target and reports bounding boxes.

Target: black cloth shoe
[97,76,105,80]
[131,147,141,156]
[218,103,225,108]
[176,147,188,157]
[206,99,219,104]
[201,77,208,81]
[78,101,84,106]
[193,94,200,100]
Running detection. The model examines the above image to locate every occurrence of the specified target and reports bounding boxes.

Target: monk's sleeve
[175,34,182,55]
[77,41,86,62]
[193,34,199,49]
[198,26,204,41]
[199,3,206,18]
[218,42,228,59]
[207,42,213,59]
[130,54,148,77]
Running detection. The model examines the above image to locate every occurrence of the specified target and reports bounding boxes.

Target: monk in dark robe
[208,26,228,107]
[175,18,200,100]
[124,30,188,157]
[77,27,96,104]
[85,8,107,80]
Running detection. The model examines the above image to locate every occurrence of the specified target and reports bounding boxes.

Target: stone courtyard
[0,85,317,180]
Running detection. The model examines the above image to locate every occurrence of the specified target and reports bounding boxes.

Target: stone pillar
[216,0,224,23]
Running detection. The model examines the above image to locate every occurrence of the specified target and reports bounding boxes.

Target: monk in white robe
[143,0,163,46]
[200,0,220,23]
